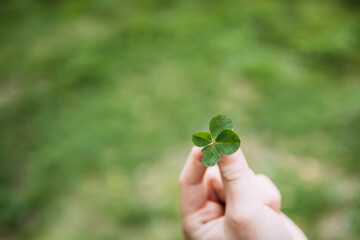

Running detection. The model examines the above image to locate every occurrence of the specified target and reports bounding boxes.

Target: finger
[217,148,254,207]
[180,146,206,186]
[280,213,308,240]
[179,147,207,216]
[182,201,224,236]
[255,174,281,212]
[204,165,225,203]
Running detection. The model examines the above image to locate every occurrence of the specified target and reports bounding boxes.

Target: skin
[179,147,308,240]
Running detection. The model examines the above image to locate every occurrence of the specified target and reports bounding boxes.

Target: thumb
[217,148,254,207]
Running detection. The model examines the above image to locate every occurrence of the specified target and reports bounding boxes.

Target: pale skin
[179,147,308,240]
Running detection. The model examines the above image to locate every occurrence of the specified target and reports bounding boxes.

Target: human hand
[179,147,307,240]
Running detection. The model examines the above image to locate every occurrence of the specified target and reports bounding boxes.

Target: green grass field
[1,0,359,239]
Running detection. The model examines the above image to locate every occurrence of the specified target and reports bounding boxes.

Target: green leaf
[209,115,233,139]
[192,132,212,147]
[201,144,221,167]
[214,129,241,155]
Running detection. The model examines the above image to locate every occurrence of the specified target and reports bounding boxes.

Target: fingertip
[218,148,247,170]
[217,148,249,183]
[191,146,204,155]
[221,148,245,161]
[189,146,205,163]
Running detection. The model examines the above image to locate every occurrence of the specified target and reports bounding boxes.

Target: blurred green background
[0,0,359,239]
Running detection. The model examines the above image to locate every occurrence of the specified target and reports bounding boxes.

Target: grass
[0,0,359,239]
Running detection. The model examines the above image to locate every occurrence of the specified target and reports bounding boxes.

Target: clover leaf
[192,132,212,147]
[215,129,240,155]
[201,144,221,167]
[191,115,241,167]
[209,114,233,139]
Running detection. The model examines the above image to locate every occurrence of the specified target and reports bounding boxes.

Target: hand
[179,147,307,240]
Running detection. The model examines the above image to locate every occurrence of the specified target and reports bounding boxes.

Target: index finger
[179,146,206,186]
[179,146,207,216]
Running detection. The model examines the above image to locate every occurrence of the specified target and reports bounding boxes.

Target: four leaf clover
[192,115,241,167]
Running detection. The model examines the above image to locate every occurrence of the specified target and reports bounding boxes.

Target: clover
[192,115,241,167]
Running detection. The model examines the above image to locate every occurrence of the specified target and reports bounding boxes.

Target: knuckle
[182,221,189,231]
[179,171,187,186]
[256,173,282,211]
[256,173,270,182]
[262,174,281,200]
[274,189,281,202]
[221,161,248,183]
[181,223,191,237]
[228,206,258,226]
[182,218,196,234]
[223,172,241,183]
[269,200,281,212]
[222,169,247,183]
[269,192,282,212]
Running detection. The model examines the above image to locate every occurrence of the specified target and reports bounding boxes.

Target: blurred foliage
[0,0,359,239]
